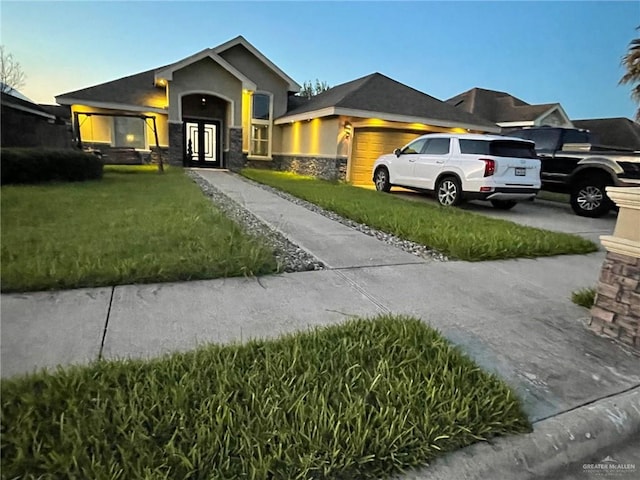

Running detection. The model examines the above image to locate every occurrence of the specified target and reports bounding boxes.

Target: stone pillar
[168,122,184,166]
[227,127,244,171]
[589,187,640,350]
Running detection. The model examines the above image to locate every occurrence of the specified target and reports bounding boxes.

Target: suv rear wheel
[436,176,463,206]
[570,175,612,217]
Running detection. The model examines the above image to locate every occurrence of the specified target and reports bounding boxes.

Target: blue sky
[2,1,638,120]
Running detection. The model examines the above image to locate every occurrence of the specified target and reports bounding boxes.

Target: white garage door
[349,128,422,186]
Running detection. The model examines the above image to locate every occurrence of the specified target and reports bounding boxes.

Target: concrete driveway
[388,189,617,244]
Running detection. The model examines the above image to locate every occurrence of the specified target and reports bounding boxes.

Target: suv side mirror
[394,148,401,157]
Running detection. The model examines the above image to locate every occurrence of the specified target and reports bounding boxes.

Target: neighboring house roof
[446,87,569,126]
[214,36,300,92]
[573,117,640,150]
[55,68,167,113]
[276,73,500,132]
[1,91,55,120]
[39,104,71,120]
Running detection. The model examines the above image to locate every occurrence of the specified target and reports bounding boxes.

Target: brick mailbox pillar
[589,187,640,349]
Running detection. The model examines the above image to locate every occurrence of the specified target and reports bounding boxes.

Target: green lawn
[1,167,277,292]
[242,169,597,261]
[1,315,530,479]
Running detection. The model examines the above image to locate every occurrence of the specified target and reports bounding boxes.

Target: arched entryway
[182,94,228,167]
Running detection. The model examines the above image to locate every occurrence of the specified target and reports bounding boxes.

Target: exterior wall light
[344,123,352,139]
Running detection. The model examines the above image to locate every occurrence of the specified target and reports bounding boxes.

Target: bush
[1,148,103,185]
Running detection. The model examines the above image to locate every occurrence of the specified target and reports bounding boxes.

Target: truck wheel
[570,176,612,217]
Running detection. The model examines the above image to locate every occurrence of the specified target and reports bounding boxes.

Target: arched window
[251,93,271,157]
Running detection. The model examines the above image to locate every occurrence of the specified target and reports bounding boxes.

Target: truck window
[527,129,561,151]
[563,130,590,144]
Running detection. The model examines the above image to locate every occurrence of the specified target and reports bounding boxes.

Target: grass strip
[1,315,530,479]
[1,167,277,292]
[241,169,597,261]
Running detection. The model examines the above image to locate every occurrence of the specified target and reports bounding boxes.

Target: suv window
[490,141,537,158]
[423,138,450,154]
[402,138,428,154]
[459,139,536,158]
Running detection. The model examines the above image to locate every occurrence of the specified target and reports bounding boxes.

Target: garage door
[349,128,422,186]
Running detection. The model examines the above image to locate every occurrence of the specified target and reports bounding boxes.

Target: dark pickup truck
[507,127,640,217]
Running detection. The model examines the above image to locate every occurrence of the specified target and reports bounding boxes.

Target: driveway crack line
[333,270,391,314]
[98,286,116,361]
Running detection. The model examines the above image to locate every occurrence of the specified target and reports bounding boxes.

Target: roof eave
[276,106,500,132]
[55,97,168,114]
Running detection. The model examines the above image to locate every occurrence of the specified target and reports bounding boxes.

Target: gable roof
[56,36,298,110]
[275,73,499,132]
[214,36,300,92]
[446,87,563,125]
[154,48,256,90]
[573,117,640,150]
[55,68,167,113]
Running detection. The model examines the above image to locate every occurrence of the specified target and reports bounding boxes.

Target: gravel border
[187,171,325,273]
[189,169,448,268]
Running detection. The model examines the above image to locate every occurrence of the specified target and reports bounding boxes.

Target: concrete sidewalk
[2,169,639,477]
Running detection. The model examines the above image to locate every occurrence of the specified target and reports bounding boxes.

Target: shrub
[1,148,103,185]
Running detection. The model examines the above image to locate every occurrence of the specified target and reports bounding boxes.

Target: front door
[184,119,222,167]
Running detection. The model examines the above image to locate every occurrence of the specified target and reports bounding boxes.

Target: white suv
[372,133,541,209]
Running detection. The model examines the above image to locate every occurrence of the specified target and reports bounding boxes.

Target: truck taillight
[482,159,495,177]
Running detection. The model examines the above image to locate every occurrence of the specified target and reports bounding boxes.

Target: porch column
[589,187,640,350]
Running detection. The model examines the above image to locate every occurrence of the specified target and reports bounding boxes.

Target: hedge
[1,148,104,185]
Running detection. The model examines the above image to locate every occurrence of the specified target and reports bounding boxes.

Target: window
[113,117,145,149]
[423,138,450,155]
[459,139,536,158]
[402,138,428,154]
[250,93,271,157]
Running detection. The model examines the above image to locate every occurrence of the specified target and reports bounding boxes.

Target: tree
[0,45,26,94]
[620,29,640,121]
[299,79,330,99]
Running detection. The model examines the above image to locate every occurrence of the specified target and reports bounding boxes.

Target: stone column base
[589,251,640,349]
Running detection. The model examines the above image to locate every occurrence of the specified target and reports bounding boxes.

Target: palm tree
[620,29,640,121]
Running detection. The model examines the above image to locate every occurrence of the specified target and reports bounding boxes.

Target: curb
[399,386,640,480]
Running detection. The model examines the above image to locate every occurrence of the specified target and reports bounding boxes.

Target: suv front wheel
[436,176,463,206]
[374,167,391,192]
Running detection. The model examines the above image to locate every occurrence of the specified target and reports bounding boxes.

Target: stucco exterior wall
[71,105,169,148]
[218,45,290,119]
[168,58,242,125]
[276,117,341,157]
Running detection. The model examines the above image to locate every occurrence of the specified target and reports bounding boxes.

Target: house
[446,88,573,131]
[572,117,640,151]
[55,36,498,182]
[1,91,72,148]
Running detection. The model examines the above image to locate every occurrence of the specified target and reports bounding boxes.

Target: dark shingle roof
[282,73,498,129]
[1,91,53,118]
[573,117,640,150]
[56,68,165,108]
[39,104,71,120]
[446,87,557,123]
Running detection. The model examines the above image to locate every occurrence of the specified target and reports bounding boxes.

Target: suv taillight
[482,158,495,177]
